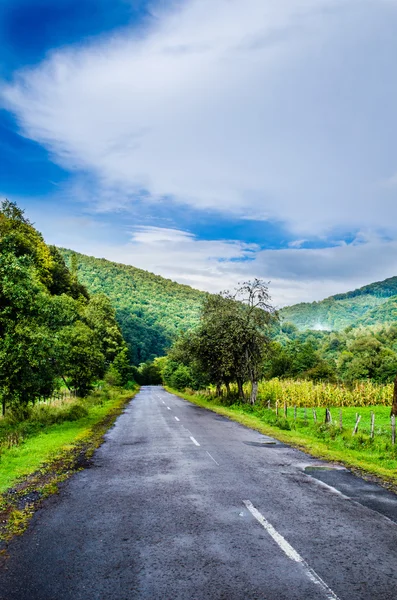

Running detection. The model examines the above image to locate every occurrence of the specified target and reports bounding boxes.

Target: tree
[224,279,277,403]
[0,250,58,414]
[83,294,125,365]
[392,375,397,416]
[134,361,163,385]
[57,322,106,396]
[172,279,277,404]
[0,200,131,411]
[112,347,133,385]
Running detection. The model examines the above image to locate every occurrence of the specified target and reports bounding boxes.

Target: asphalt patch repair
[243,440,288,448]
[305,466,397,523]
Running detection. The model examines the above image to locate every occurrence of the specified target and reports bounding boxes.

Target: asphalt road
[1,386,397,600]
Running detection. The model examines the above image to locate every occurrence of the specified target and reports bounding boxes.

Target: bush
[275,417,291,430]
[63,404,89,421]
[170,365,195,390]
[104,365,123,387]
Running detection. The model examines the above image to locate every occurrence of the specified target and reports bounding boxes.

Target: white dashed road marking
[175,416,180,422]
[243,501,340,600]
[206,451,219,466]
[167,407,171,410]
[190,436,200,447]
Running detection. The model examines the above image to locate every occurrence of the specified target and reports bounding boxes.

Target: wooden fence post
[276,400,279,417]
[370,412,375,439]
[267,400,271,409]
[294,406,297,421]
[339,409,343,429]
[313,409,317,423]
[284,401,287,418]
[353,414,361,436]
[392,414,396,446]
[304,407,307,423]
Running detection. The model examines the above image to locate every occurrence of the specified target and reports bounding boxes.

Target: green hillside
[58,248,397,360]
[59,249,206,364]
[280,276,397,331]
[353,296,397,329]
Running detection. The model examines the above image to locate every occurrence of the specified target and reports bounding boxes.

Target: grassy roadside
[0,386,138,547]
[167,387,397,490]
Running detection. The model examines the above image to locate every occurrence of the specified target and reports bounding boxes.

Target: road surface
[1,386,397,599]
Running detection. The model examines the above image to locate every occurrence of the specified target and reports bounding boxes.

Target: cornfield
[255,379,393,408]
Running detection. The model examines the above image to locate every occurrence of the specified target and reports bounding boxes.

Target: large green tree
[0,201,130,411]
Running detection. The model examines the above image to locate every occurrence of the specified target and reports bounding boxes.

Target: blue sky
[1,0,397,305]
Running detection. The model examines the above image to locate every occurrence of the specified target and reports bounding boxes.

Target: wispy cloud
[2,0,397,237]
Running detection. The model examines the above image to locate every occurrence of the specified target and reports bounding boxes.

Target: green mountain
[353,296,397,329]
[280,276,397,331]
[59,247,397,356]
[59,249,206,364]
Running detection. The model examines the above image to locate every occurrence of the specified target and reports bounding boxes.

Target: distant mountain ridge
[280,276,397,331]
[59,249,206,365]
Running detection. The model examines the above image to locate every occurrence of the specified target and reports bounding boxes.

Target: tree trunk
[225,381,231,397]
[216,383,222,397]
[237,378,245,401]
[391,373,397,416]
[250,380,258,405]
[61,375,72,392]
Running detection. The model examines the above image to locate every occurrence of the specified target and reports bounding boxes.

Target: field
[255,378,393,407]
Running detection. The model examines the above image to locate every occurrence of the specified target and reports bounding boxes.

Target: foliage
[161,280,277,403]
[270,322,397,385]
[0,201,129,410]
[59,249,206,365]
[133,361,163,385]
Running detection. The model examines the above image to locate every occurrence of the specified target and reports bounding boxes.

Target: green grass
[168,388,397,486]
[0,387,135,493]
[0,386,138,543]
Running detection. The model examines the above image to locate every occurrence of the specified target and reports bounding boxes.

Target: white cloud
[3,0,397,236]
[122,229,397,306]
[29,206,397,306]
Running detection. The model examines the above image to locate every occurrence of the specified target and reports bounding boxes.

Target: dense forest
[59,249,206,365]
[280,276,397,331]
[0,201,131,414]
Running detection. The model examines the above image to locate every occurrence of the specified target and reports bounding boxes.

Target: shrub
[63,404,89,421]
